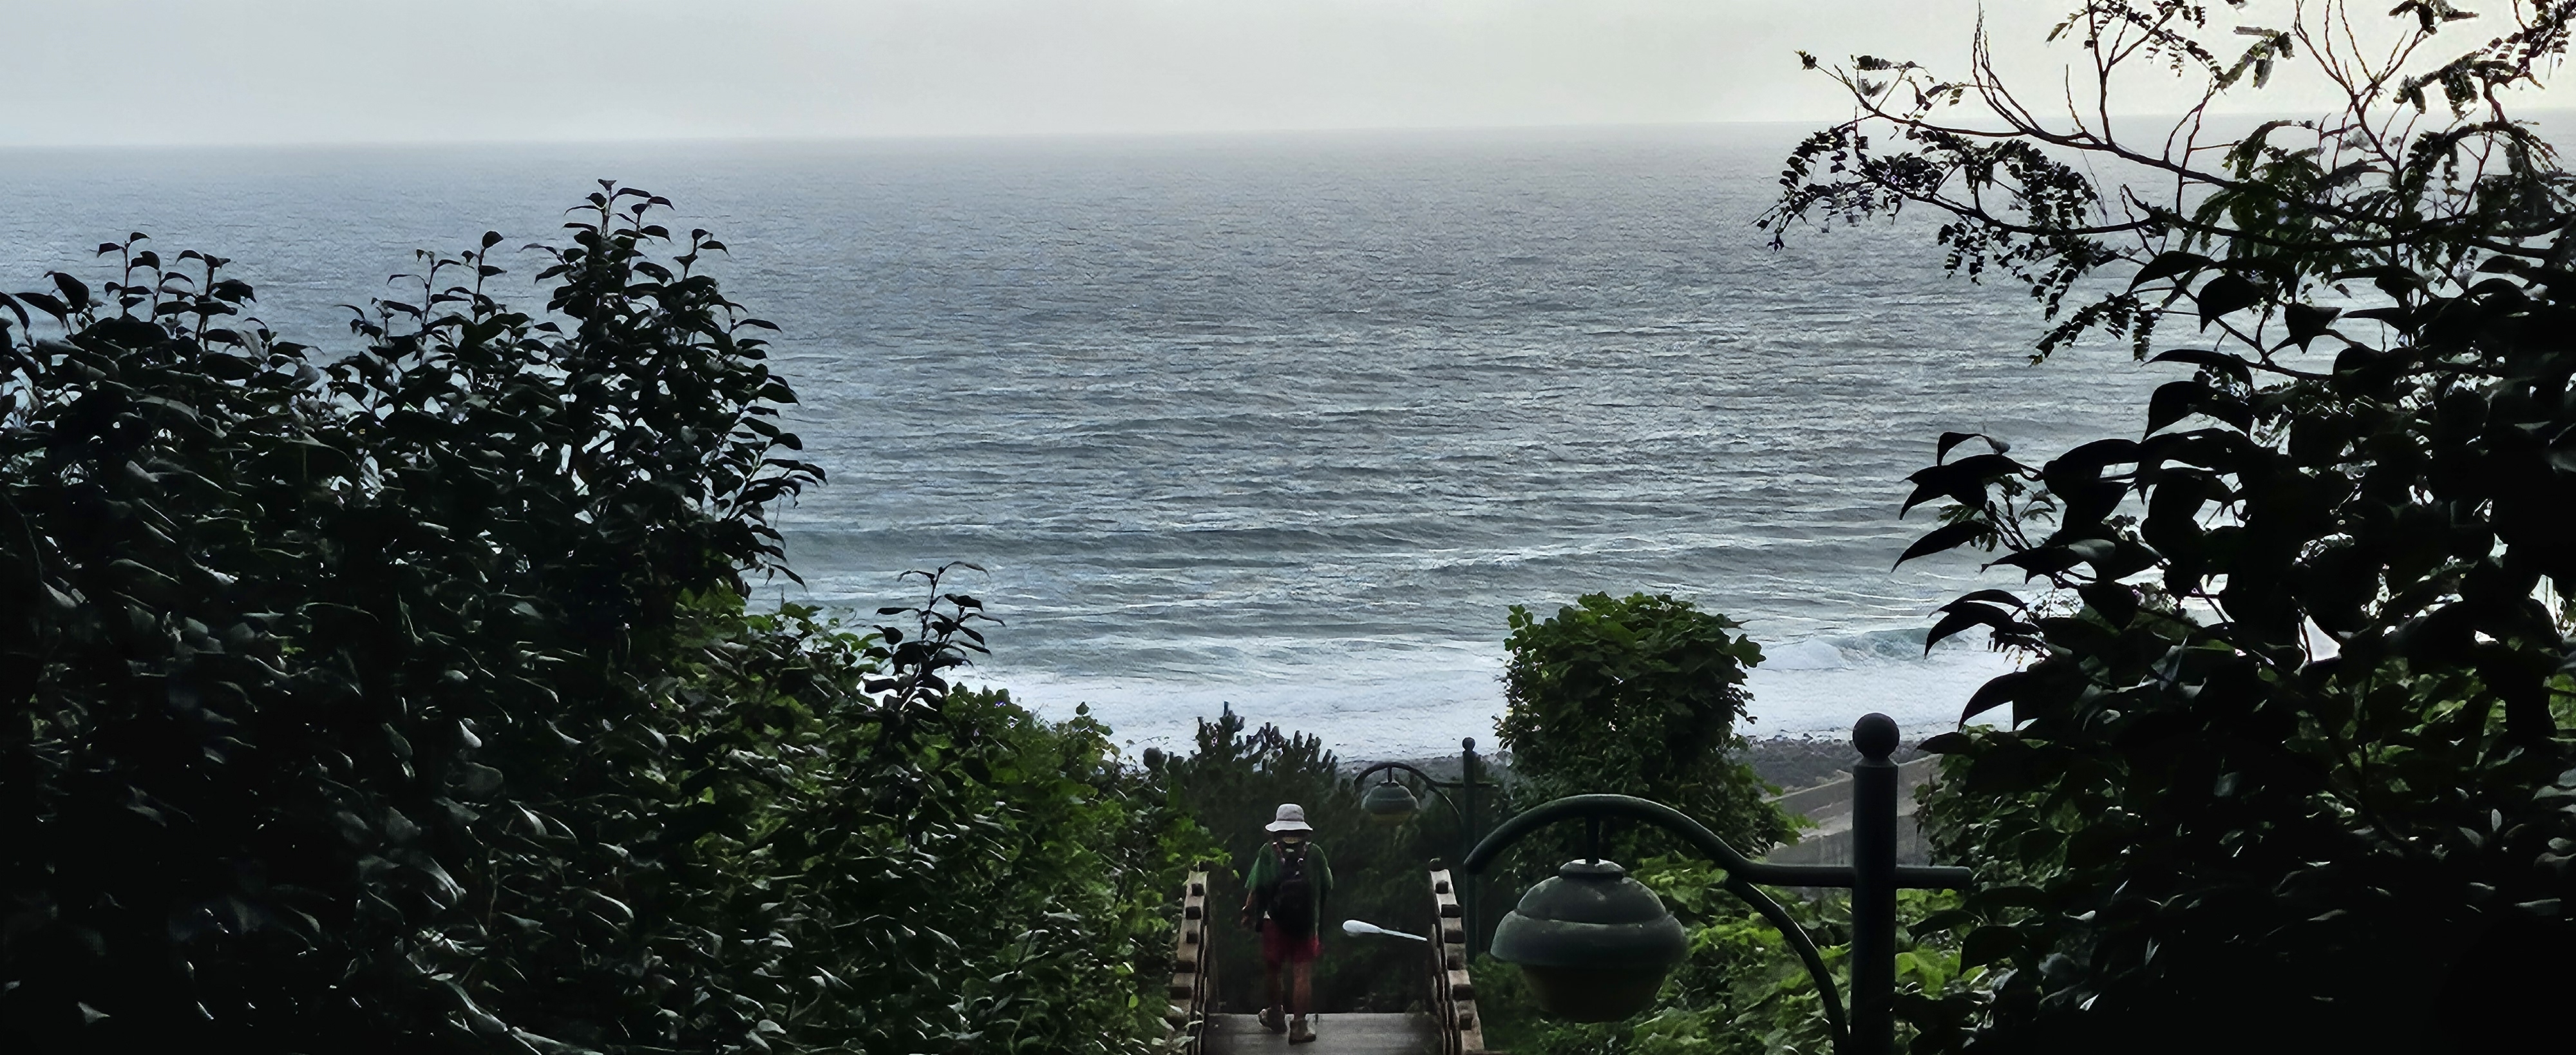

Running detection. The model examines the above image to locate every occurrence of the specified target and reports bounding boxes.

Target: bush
[1473,593,1839,1053]
[1498,593,1794,863]
[660,587,1216,1053]
[1767,2,2576,1049]
[0,191,1209,1053]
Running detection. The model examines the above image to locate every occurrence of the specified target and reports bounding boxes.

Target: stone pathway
[1201,1012,1439,1055]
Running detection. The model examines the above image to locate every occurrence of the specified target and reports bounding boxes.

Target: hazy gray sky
[4,0,2565,146]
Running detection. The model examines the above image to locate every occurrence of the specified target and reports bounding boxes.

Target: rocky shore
[1343,734,1928,794]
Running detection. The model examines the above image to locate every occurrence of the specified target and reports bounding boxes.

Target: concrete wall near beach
[1758,757,1938,868]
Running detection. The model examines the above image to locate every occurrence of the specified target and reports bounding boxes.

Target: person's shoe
[1259,1007,1285,1034]
[1288,1018,1316,1045]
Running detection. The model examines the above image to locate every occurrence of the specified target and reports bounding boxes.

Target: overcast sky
[4,0,2566,147]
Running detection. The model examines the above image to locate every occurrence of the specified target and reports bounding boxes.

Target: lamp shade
[1488,860,1688,1022]
[1359,780,1419,824]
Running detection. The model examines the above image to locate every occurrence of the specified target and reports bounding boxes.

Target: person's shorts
[1261,919,1321,964]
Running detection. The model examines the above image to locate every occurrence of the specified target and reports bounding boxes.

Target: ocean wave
[983,625,2018,757]
[1,129,2099,759]
[1757,626,1984,669]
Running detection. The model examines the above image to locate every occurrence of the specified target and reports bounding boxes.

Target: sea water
[0,126,2184,757]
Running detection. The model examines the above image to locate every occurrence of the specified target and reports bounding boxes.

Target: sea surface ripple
[1,126,2188,756]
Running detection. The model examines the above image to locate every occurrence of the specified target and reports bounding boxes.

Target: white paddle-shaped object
[1341,919,1428,942]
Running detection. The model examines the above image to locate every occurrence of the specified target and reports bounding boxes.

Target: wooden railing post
[1428,866,1487,1055]
[1164,870,1213,1053]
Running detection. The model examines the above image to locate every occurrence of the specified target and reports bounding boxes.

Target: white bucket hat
[1265,803,1314,833]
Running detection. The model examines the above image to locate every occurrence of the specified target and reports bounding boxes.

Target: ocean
[1,125,2181,759]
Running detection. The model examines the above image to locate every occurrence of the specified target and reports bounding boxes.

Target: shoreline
[1338,733,1931,795]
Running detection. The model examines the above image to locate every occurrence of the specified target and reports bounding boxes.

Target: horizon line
[10,108,2572,153]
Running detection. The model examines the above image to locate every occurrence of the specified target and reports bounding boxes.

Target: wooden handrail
[1164,870,1215,1052]
[1427,867,1488,1055]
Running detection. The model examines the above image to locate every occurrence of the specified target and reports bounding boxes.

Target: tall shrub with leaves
[657,576,1217,1054]
[1498,593,1794,860]
[0,189,1206,1054]
[1768,3,2576,1049]
[0,184,817,1051]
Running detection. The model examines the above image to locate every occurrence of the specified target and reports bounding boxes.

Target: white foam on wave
[989,629,2020,759]
[1741,636,2019,739]
[989,653,1509,760]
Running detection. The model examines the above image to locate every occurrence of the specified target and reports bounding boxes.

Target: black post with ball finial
[1850,712,1901,1052]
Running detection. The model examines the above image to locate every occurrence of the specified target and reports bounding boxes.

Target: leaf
[2280,303,2341,349]
[2128,251,2213,289]
[2332,265,2423,301]
[2147,380,2205,435]
[2147,348,2251,385]
[50,272,92,312]
[1989,546,2085,578]
[1902,453,2026,515]
[458,764,504,795]
[1926,602,2016,653]
[1954,589,2027,609]
[1962,925,2022,967]
[16,291,68,320]
[1958,673,2023,722]
[2043,439,2143,500]
[2194,273,2266,328]
[2062,538,2117,566]
[2076,582,2139,628]
[1958,672,2025,722]
[1895,521,1997,568]
[1936,431,1987,462]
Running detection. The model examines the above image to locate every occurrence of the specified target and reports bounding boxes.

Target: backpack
[1267,841,1317,936]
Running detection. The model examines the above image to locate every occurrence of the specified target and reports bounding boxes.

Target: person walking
[1241,803,1334,1044]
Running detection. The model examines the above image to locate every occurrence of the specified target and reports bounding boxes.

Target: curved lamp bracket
[1349,761,1467,822]
[1465,794,1970,889]
[1352,760,1445,787]
[1464,794,1972,1052]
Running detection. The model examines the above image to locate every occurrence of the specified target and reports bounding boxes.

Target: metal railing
[1164,869,1215,1053]
[1427,866,1488,1055]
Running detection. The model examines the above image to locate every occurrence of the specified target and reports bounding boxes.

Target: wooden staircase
[1200,1012,1439,1054]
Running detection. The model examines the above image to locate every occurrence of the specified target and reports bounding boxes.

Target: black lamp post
[1351,737,1502,956]
[1463,714,1971,1055]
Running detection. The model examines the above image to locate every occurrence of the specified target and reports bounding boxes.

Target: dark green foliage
[1476,876,1969,1055]
[1498,593,1794,862]
[663,591,1215,1053]
[0,191,1206,1053]
[1157,707,1438,1014]
[1475,594,1837,1052]
[1770,4,2576,1050]
[0,186,810,1052]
